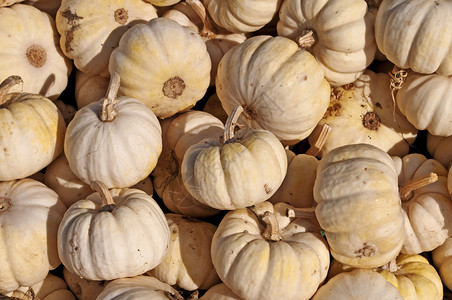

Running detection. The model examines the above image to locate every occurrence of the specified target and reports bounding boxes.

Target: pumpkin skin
[6,273,75,300]
[0,0,23,7]
[375,0,452,76]
[57,184,170,281]
[432,237,452,290]
[211,201,330,300]
[0,76,66,181]
[200,283,241,300]
[204,0,281,33]
[216,35,330,145]
[149,214,220,291]
[277,0,377,86]
[313,269,403,299]
[109,17,211,118]
[0,4,72,100]
[56,0,157,77]
[396,72,452,137]
[63,267,109,300]
[427,133,452,169]
[0,178,67,294]
[314,143,405,268]
[308,70,418,158]
[74,70,109,109]
[181,109,288,210]
[96,275,182,300]
[392,153,452,254]
[64,75,162,189]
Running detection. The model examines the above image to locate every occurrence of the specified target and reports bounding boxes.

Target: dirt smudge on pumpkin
[61,9,83,54]
[264,184,272,194]
[354,242,376,258]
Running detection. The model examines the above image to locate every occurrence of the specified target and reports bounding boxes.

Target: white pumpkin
[427,133,452,170]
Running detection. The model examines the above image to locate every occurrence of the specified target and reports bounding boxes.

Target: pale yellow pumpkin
[0,4,72,100]
[109,17,211,118]
[150,214,220,291]
[314,143,405,268]
[375,0,452,76]
[427,133,452,170]
[432,237,452,290]
[308,70,418,158]
[0,178,67,294]
[56,0,157,77]
[392,153,452,254]
[63,267,109,300]
[64,74,162,189]
[277,0,377,86]
[211,201,329,300]
[200,283,241,300]
[74,70,109,109]
[181,107,287,210]
[396,71,452,136]
[57,181,170,281]
[0,76,66,181]
[216,35,330,145]
[152,111,222,217]
[6,273,75,300]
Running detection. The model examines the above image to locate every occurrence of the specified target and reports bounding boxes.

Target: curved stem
[306,124,331,157]
[399,172,438,201]
[100,72,120,122]
[186,0,216,39]
[90,180,115,207]
[261,211,283,242]
[223,106,244,142]
[0,75,23,106]
[286,207,316,218]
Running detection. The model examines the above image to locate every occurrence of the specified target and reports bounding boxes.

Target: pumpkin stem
[306,124,332,157]
[164,291,184,300]
[100,72,120,122]
[388,66,408,121]
[286,207,316,218]
[0,75,23,106]
[261,211,283,242]
[297,29,316,49]
[90,180,115,208]
[223,106,244,142]
[186,0,216,39]
[0,197,12,214]
[399,172,438,201]
[187,290,199,300]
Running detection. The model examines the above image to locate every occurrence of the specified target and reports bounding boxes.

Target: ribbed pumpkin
[427,133,452,170]
[432,237,452,291]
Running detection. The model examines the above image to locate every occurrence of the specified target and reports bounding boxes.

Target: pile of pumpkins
[0,0,451,299]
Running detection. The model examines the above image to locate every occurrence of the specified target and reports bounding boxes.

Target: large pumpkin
[314,143,405,268]
[216,35,330,145]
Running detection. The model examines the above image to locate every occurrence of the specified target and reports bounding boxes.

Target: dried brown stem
[223,106,244,142]
[399,172,438,201]
[0,75,23,106]
[186,0,216,39]
[306,124,332,156]
[90,180,115,207]
[100,72,120,122]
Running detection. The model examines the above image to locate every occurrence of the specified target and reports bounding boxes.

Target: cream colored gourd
[63,267,109,300]
[427,133,452,169]
[182,107,287,210]
[0,178,67,294]
[392,153,452,254]
[204,0,281,33]
[149,214,220,291]
[313,269,403,299]
[314,143,405,268]
[432,237,452,290]
[375,0,452,76]
[163,0,247,86]
[74,70,109,109]
[216,35,330,145]
[145,0,180,6]
[57,181,170,281]
[56,0,157,77]
[109,17,211,118]
[6,273,75,300]
[396,71,452,136]
[0,76,66,181]
[96,275,183,300]
[277,0,377,86]
[152,110,222,217]
[269,149,318,209]
[211,201,330,300]
[200,283,241,300]
[0,4,72,100]
[64,74,162,189]
[308,70,418,158]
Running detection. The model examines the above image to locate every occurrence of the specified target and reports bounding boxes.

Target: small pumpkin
[57,181,170,281]
[314,143,405,268]
[200,283,241,300]
[0,4,72,100]
[64,73,162,189]
[211,201,330,300]
[375,0,452,76]
[427,133,452,170]
[432,237,452,291]
[181,107,287,210]
[277,0,377,86]
[0,178,67,294]
[0,76,66,181]
[109,17,211,118]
